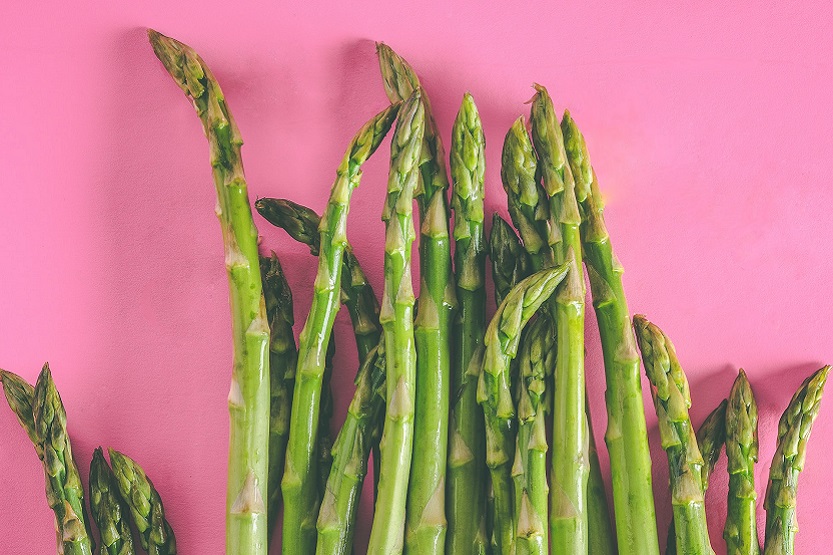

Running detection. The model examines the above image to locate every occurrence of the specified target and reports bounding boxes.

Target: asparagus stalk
[90,447,136,555]
[530,84,588,554]
[377,43,456,554]
[108,449,176,555]
[316,342,387,555]
[366,89,424,555]
[447,92,489,555]
[562,110,660,555]
[634,316,714,555]
[586,406,618,555]
[148,30,271,554]
[763,365,830,555]
[489,213,532,307]
[724,370,760,555]
[0,369,42,459]
[478,263,571,554]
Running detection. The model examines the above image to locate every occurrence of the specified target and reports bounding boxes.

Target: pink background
[1,1,831,553]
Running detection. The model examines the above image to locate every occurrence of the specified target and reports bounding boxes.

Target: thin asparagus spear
[763,365,830,555]
[108,450,176,555]
[586,406,618,555]
[724,370,760,555]
[478,263,571,554]
[316,342,387,555]
[530,85,588,554]
[563,110,660,555]
[447,92,489,555]
[634,315,714,555]
[148,30,270,554]
[260,254,298,540]
[366,89,424,555]
[667,399,728,555]
[0,369,42,459]
[377,43,456,554]
[489,213,532,307]
[90,447,136,555]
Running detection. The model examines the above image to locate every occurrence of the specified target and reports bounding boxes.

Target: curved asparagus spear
[724,370,760,555]
[478,264,571,554]
[377,43,456,554]
[490,213,532,307]
[148,30,270,554]
[108,450,176,555]
[530,85,588,554]
[316,342,387,555]
[763,365,830,555]
[90,447,136,555]
[447,92,489,555]
[634,316,714,555]
[563,110,660,555]
[366,89,424,555]
[0,369,42,459]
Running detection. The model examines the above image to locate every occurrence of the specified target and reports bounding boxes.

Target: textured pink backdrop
[1,1,832,553]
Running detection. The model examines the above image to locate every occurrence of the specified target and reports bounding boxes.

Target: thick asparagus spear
[108,450,176,555]
[148,30,271,554]
[316,342,387,555]
[724,370,760,555]
[634,316,715,555]
[366,89,424,555]
[0,369,42,459]
[478,264,571,554]
[489,213,532,307]
[447,92,489,555]
[90,447,136,555]
[763,365,830,555]
[562,110,660,555]
[259,254,298,539]
[530,85,588,554]
[377,43,456,554]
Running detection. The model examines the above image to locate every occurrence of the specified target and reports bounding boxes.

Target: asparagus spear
[366,89,423,555]
[377,43,456,554]
[634,316,715,555]
[489,213,532,307]
[586,406,618,555]
[0,369,42,459]
[724,370,760,555]
[478,263,571,554]
[90,447,136,555]
[530,84,588,554]
[763,365,830,555]
[563,110,660,555]
[259,254,298,539]
[108,450,176,555]
[447,92,489,555]
[316,342,387,555]
[148,30,271,554]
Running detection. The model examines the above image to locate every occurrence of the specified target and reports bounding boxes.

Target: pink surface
[1,1,832,553]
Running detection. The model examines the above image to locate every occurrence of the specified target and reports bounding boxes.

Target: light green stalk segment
[634,316,714,555]
[316,343,387,555]
[447,92,489,555]
[763,365,830,555]
[90,447,136,555]
[376,43,456,554]
[367,90,424,555]
[478,264,571,554]
[490,213,533,307]
[563,110,660,555]
[530,84,588,554]
[148,30,271,554]
[108,449,176,555]
[724,370,760,555]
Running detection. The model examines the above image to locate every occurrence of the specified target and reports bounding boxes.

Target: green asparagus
[586,408,618,555]
[0,369,42,459]
[489,213,532,307]
[634,315,714,555]
[90,447,136,555]
[763,365,830,555]
[366,89,423,555]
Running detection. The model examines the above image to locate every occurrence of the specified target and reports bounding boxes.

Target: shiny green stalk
[489,213,532,307]
[90,447,136,555]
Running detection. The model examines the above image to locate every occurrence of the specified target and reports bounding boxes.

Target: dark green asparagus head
[376,43,421,104]
[260,252,296,359]
[450,93,486,240]
[560,110,593,202]
[529,84,572,197]
[726,370,758,476]
[489,213,532,306]
[256,199,322,254]
[90,447,136,555]
[697,398,728,486]
[382,88,424,224]
[0,369,41,458]
[340,103,401,179]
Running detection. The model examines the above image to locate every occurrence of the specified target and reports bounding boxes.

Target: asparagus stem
[447,92,489,555]
[586,406,618,555]
[109,449,176,555]
[763,365,830,555]
[90,447,136,555]
[148,30,271,554]
[563,110,660,555]
[634,316,715,555]
[377,43,456,554]
[489,213,532,307]
[478,264,571,554]
[530,84,588,554]
[366,89,424,555]
[724,370,760,555]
